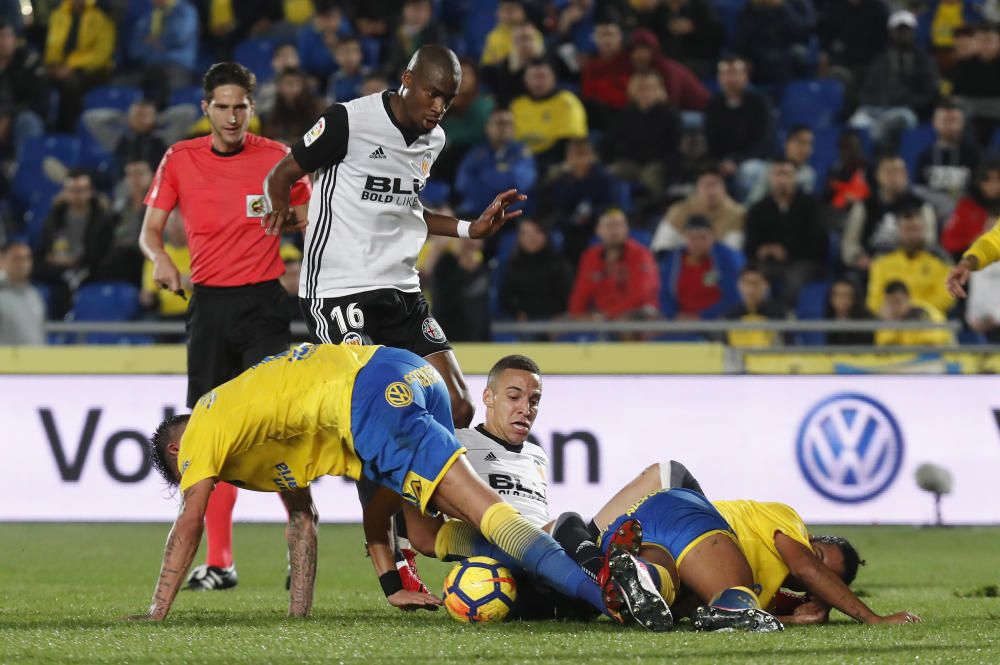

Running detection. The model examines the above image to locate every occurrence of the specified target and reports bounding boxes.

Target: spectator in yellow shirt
[510,58,588,172]
[866,206,954,315]
[875,281,954,346]
[480,0,529,65]
[45,0,115,130]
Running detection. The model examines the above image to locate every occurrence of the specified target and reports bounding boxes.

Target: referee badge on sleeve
[246,195,267,218]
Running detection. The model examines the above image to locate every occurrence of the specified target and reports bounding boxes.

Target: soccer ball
[442,556,517,623]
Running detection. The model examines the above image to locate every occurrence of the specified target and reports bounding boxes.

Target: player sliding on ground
[129,343,670,630]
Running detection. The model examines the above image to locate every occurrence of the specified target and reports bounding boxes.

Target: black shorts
[300,288,451,358]
[186,280,291,408]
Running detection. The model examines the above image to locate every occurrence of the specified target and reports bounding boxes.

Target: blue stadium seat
[809,125,841,185]
[83,85,143,112]
[234,37,278,82]
[463,0,498,60]
[779,78,844,130]
[899,124,936,180]
[794,279,830,346]
[170,85,203,109]
[70,281,150,344]
[13,135,80,217]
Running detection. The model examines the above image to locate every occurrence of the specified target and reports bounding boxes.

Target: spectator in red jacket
[569,208,661,331]
[580,18,631,128]
[941,159,1000,257]
[626,28,708,112]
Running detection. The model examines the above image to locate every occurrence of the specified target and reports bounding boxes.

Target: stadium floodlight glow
[915,463,953,526]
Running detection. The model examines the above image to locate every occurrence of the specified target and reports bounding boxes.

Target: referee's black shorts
[300,288,451,359]
[186,280,291,408]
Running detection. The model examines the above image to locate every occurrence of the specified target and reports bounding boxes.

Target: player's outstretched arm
[775,533,921,625]
[424,189,527,240]
[362,486,441,611]
[280,487,319,618]
[775,599,831,625]
[126,479,214,621]
[263,154,308,236]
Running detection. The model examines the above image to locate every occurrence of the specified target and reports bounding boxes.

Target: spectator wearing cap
[652,165,746,253]
[744,158,828,306]
[659,215,743,320]
[510,58,588,172]
[849,10,940,148]
[703,55,775,196]
[0,20,46,161]
[568,208,661,328]
[626,27,708,111]
[916,99,980,215]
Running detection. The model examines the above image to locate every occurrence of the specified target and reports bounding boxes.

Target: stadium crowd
[1,0,1000,346]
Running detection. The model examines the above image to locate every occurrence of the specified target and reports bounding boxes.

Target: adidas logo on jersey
[369,146,387,159]
[484,452,499,462]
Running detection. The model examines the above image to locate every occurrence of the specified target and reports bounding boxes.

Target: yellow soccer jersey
[178,343,381,493]
[712,500,813,609]
[964,218,1000,269]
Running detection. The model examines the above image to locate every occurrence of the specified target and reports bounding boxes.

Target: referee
[139,62,312,591]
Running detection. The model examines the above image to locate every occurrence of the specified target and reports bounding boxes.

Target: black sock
[553,512,604,581]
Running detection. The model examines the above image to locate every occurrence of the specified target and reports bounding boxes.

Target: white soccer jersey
[290,91,446,298]
[458,425,550,528]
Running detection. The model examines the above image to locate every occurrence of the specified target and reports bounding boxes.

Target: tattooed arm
[280,487,318,618]
[127,478,214,621]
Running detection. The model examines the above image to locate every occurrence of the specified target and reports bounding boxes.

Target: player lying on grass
[554,465,923,626]
[131,343,668,629]
[376,354,771,630]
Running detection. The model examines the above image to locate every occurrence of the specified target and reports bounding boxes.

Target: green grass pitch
[1,523,998,664]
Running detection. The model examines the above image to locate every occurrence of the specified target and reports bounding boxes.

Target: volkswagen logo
[796,393,904,503]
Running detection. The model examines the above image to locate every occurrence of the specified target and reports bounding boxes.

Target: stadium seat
[462,0,498,60]
[169,85,203,109]
[809,125,841,186]
[233,37,278,82]
[83,85,143,112]
[794,280,830,346]
[69,281,150,344]
[899,124,936,180]
[779,78,844,131]
[13,134,80,216]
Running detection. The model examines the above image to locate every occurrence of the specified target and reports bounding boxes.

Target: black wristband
[379,570,404,597]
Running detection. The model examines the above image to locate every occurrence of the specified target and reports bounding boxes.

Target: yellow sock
[434,520,479,560]
[648,563,677,605]
[479,502,536,560]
